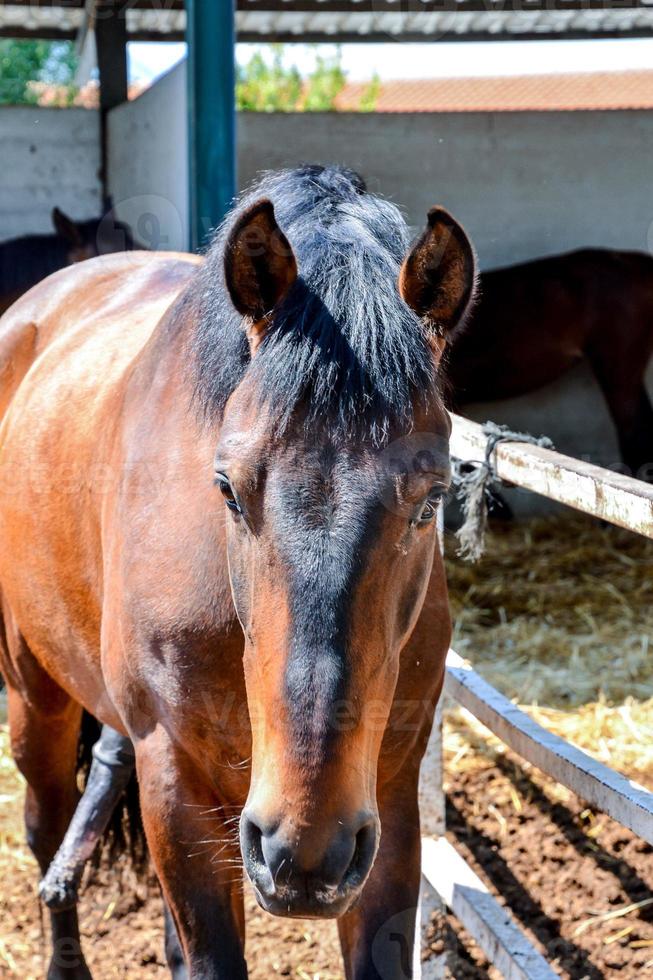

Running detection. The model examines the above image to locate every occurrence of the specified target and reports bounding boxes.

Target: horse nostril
[319,816,378,890]
[241,809,379,916]
[240,812,265,873]
[344,819,378,888]
[242,811,293,890]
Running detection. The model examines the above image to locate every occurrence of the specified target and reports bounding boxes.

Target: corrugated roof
[335,70,653,112]
[1,0,653,42]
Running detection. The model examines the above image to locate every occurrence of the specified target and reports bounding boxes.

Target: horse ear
[224,198,298,351]
[52,207,83,247]
[399,207,477,359]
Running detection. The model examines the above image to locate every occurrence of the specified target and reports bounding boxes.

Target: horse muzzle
[240,809,379,918]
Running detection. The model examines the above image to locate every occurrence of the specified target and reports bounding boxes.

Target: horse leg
[593,376,653,479]
[135,726,247,979]
[37,721,188,979]
[6,681,92,979]
[611,385,653,481]
[338,768,422,980]
[586,344,653,480]
[164,899,188,979]
[39,725,135,910]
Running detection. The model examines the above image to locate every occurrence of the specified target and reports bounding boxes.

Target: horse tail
[77,710,148,877]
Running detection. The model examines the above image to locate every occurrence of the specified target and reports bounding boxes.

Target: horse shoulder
[0,253,202,720]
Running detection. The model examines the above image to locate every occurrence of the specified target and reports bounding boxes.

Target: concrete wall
[108,61,653,270]
[239,111,653,271]
[0,107,101,239]
[107,64,189,252]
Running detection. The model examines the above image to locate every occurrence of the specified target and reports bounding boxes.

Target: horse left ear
[224,198,298,351]
[52,207,83,247]
[399,207,477,360]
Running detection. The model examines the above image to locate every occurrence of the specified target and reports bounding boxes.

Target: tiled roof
[334,70,653,112]
[26,71,653,114]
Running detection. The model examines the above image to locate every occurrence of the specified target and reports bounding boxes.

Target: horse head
[52,205,139,262]
[200,181,476,918]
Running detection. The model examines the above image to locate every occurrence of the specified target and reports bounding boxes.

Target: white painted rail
[445,650,653,846]
[450,413,653,538]
[422,838,557,980]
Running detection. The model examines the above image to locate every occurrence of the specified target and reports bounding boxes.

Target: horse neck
[122,288,220,473]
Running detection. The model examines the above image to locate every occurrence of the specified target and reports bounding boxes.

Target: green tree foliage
[302,51,346,111]
[236,46,302,111]
[359,73,381,112]
[0,39,78,105]
[236,45,346,112]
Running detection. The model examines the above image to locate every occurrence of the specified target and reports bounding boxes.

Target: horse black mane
[193,164,436,443]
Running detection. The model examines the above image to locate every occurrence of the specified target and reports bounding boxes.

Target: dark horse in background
[0,165,476,978]
[447,248,653,479]
[0,206,137,315]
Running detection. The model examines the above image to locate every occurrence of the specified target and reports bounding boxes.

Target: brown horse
[446,248,653,479]
[0,206,137,316]
[0,165,475,979]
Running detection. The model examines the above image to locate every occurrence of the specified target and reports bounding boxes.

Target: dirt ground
[441,722,653,979]
[2,717,652,980]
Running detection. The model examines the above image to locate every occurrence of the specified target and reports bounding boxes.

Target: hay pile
[445,513,653,707]
[444,512,653,785]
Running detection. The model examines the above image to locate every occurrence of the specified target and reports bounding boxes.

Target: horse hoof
[39,875,79,911]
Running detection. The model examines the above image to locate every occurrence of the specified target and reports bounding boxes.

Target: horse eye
[214,472,241,514]
[417,489,445,524]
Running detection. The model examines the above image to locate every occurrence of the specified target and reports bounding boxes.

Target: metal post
[186,0,237,251]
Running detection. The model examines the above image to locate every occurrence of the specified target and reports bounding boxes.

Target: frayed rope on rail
[453,421,554,563]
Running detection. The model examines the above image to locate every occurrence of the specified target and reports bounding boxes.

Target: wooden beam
[1,1,83,7]
[445,650,653,845]
[0,25,77,39]
[422,838,556,980]
[450,414,653,539]
[94,0,127,113]
[92,0,128,207]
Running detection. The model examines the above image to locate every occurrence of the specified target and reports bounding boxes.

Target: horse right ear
[224,198,298,352]
[52,207,83,247]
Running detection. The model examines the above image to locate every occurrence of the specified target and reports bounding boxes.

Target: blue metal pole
[186,0,236,251]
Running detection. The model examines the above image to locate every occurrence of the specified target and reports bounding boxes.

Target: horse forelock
[192,165,438,445]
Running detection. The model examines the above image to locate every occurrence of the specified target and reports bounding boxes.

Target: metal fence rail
[418,414,653,978]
